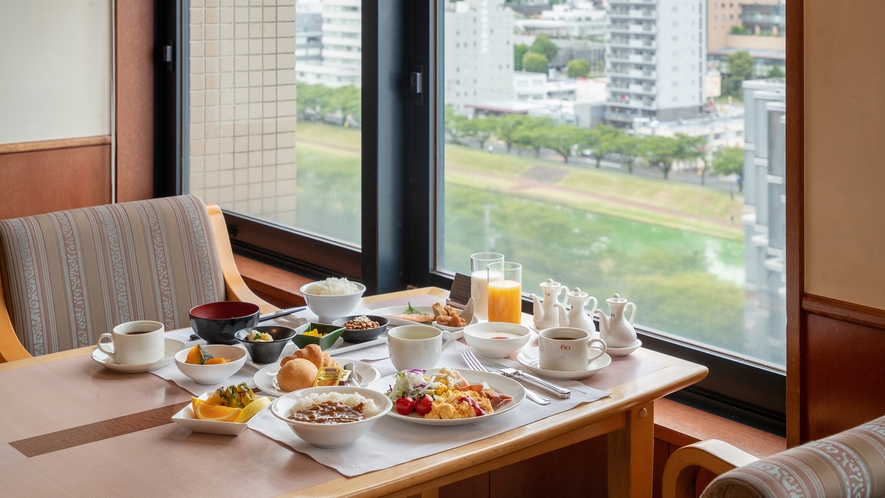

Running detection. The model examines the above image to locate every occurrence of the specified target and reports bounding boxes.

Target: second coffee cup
[387,324,453,372]
[538,326,607,371]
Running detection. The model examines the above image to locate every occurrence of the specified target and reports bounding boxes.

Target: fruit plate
[171,392,270,436]
[369,369,526,426]
[253,358,381,397]
[370,305,476,339]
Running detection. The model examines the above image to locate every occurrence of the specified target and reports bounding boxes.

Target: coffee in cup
[96,320,165,365]
[538,327,606,371]
[387,324,454,371]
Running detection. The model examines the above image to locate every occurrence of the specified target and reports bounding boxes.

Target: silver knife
[476,357,571,399]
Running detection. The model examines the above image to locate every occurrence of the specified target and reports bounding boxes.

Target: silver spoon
[342,363,361,386]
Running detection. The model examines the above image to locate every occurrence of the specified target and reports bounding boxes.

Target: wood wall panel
[0,143,111,219]
[802,311,885,441]
[114,0,155,202]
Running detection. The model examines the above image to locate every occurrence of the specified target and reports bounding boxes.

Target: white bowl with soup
[463,322,532,359]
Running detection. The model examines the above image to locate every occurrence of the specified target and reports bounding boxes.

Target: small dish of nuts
[332,314,389,344]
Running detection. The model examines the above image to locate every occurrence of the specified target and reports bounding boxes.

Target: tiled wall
[189,0,298,225]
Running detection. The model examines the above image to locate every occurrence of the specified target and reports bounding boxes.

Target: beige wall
[0,0,112,144]
[804,0,885,310]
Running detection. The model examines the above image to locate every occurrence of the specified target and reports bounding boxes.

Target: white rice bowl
[303,277,362,296]
[270,386,392,448]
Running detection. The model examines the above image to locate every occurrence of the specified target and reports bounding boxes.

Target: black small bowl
[235,326,297,364]
[189,301,260,344]
[331,315,389,344]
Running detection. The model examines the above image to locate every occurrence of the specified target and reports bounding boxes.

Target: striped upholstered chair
[0,195,274,362]
[663,414,885,497]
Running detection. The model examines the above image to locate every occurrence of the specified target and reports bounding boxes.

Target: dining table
[0,287,707,497]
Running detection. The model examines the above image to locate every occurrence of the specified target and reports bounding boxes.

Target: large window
[175,0,787,432]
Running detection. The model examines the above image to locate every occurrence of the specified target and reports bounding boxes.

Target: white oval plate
[370,305,476,339]
[92,338,185,373]
[253,358,380,397]
[605,339,642,357]
[370,368,526,426]
[516,347,612,380]
[170,391,271,436]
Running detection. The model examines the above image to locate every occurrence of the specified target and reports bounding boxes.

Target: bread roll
[281,343,339,370]
[277,358,319,392]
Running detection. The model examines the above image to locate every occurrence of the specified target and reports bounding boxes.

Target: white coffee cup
[538,327,607,371]
[96,320,165,365]
[387,324,454,372]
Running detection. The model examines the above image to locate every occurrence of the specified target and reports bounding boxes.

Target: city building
[513,72,547,101]
[540,4,608,38]
[444,0,516,114]
[631,112,745,156]
[605,0,708,126]
[295,2,323,64]
[740,79,786,355]
[707,0,785,78]
[295,0,361,88]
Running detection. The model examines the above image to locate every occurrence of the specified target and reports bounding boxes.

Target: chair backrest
[702,414,885,498]
[0,195,226,356]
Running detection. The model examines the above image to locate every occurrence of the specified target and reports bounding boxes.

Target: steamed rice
[304,277,362,296]
[287,392,382,418]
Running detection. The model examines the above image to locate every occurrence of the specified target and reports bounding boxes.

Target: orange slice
[192,398,242,421]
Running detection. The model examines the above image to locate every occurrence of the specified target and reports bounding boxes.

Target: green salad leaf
[404,302,429,315]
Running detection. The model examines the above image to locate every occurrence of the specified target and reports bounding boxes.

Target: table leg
[607,401,654,498]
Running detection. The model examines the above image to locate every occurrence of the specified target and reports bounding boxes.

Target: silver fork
[461,350,551,405]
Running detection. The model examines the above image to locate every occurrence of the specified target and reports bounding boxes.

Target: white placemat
[248,340,611,476]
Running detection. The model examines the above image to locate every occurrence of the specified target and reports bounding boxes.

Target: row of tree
[444,108,744,190]
[296,83,361,126]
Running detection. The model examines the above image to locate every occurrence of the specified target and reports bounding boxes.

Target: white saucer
[605,339,642,357]
[515,347,612,380]
[253,358,381,397]
[92,338,185,373]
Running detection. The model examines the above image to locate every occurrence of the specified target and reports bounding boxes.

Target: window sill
[233,254,313,309]
[654,398,786,457]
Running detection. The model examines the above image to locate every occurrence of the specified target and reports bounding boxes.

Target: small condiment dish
[270,386,392,448]
[331,315,389,344]
[463,322,532,359]
[300,281,366,323]
[235,326,297,364]
[291,322,345,350]
[174,345,247,384]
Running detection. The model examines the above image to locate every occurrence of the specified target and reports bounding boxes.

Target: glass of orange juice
[487,262,522,324]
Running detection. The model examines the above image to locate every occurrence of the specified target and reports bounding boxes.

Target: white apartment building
[605,0,707,126]
[540,4,607,38]
[513,72,547,101]
[445,0,516,113]
[295,0,361,88]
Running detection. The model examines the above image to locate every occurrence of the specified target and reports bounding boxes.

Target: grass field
[297,122,744,241]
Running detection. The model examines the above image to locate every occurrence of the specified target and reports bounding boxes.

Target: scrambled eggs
[425,390,494,419]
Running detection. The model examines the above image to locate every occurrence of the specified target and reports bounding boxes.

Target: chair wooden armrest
[662,439,759,498]
[0,270,30,362]
[205,203,277,315]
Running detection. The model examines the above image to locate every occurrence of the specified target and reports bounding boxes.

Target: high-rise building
[444,0,516,114]
[295,0,361,88]
[741,79,786,363]
[604,0,707,126]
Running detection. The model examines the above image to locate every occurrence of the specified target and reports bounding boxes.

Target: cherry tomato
[395,396,416,415]
[415,395,434,416]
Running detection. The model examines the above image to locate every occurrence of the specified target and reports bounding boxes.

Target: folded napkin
[249,341,611,477]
